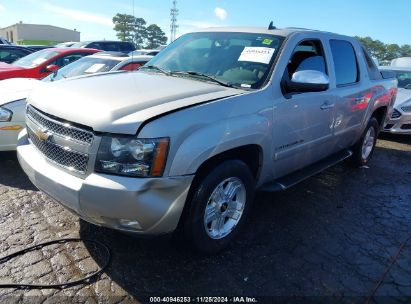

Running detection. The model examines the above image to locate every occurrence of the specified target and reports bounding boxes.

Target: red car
[0,48,100,80]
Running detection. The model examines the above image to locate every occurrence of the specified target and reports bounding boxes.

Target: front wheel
[350,117,379,167]
[182,160,255,254]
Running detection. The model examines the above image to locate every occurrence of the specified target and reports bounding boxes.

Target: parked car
[380,66,411,134]
[17,27,397,253]
[391,57,411,68]
[24,45,53,51]
[71,40,136,53]
[54,42,77,48]
[43,52,153,80]
[0,53,152,151]
[0,37,12,45]
[0,45,35,64]
[0,47,100,80]
[129,49,161,56]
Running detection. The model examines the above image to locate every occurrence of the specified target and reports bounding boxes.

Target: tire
[350,117,379,167]
[181,160,255,254]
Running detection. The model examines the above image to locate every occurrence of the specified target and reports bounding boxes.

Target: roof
[76,40,132,44]
[0,44,31,49]
[194,26,351,39]
[88,54,153,62]
[40,47,100,53]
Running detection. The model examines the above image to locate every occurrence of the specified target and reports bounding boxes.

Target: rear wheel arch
[371,106,387,129]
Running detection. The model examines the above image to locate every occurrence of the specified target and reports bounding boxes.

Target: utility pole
[170,0,178,43]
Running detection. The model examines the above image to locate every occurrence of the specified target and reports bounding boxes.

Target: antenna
[170,0,179,43]
[268,21,276,30]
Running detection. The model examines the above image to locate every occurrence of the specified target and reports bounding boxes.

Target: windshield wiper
[170,71,235,88]
[140,65,171,75]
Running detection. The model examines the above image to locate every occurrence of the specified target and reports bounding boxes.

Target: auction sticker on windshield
[238,47,275,64]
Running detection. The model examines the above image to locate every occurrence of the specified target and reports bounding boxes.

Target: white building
[0,22,80,45]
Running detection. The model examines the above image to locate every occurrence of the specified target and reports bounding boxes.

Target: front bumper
[384,111,411,134]
[17,129,194,235]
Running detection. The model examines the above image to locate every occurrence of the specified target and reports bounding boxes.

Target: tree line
[113,13,167,49]
[112,14,411,61]
[356,36,411,62]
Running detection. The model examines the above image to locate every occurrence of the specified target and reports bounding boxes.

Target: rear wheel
[182,160,255,254]
[350,117,379,167]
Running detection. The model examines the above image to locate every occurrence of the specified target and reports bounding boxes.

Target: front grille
[401,124,411,130]
[27,105,93,145]
[401,106,411,113]
[391,109,402,119]
[27,128,89,173]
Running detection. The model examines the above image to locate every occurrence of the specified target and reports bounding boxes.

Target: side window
[330,40,359,86]
[88,42,102,50]
[101,43,120,52]
[119,62,145,71]
[362,46,382,80]
[0,49,30,63]
[0,50,12,61]
[285,39,328,79]
[119,43,134,52]
[49,53,88,68]
[282,39,328,95]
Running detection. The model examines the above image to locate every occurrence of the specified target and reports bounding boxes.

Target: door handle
[320,103,335,110]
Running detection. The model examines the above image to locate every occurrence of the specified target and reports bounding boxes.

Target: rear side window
[119,62,145,71]
[362,46,382,80]
[330,40,359,86]
[119,42,135,52]
[88,42,102,50]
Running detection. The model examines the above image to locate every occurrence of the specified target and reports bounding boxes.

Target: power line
[170,0,178,43]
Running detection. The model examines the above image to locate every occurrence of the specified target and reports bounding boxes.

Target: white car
[381,66,411,134]
[129,49,161,56]
[0,53,152,151]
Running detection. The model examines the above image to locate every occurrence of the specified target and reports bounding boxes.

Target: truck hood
[0,78,41,106]
[395,88,411,108]
[28,71,243,134]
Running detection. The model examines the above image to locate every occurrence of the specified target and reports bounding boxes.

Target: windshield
[145,32,284,89]
[12,49,58,68]
[42,56,121,82]
[393,71,411,89]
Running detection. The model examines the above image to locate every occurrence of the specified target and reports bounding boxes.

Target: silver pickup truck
[17,27,397,253]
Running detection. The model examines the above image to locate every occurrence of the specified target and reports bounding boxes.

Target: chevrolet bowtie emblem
[35,129,51,141]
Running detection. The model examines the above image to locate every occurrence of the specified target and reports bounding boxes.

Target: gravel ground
[0,134,410,303]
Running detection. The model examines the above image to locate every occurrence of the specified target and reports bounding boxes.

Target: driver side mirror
[287,70,330,93]
[45,64,59,73]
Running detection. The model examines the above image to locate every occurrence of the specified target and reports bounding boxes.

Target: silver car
[381,67,411,134]
[17,27,397,253]
[0,53,152,151]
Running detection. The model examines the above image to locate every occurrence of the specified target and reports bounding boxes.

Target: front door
[272,39,336,178]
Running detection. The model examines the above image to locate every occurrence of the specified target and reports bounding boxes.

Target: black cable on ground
[365,233,411,304]
[0,238,111,290]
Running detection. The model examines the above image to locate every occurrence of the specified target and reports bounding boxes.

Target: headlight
[96,136,169,177]
[0,107,12,122]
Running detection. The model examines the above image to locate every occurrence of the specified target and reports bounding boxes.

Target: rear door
[328,39,371,149]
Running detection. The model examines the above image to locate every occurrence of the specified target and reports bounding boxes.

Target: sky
[0,0,410,45]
